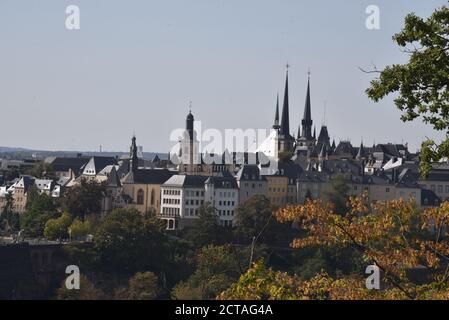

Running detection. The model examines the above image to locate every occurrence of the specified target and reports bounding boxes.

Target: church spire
[273,93,280,130]
[301,72,313,139]
[280,67,290,136]
[130,134,138,174]
[356,141,366,160]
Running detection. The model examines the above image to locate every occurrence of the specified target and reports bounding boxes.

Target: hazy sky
[0,0,447,153]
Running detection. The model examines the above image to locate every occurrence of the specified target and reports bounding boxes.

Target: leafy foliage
[275,196,449,299]
[56,274,106,300]
[185,203,221,248]
[172,245,244,300]
[94,208,170,273]
[60,179,106,218]
[21,193,57,237]
[69,217,92,240]
[115,272,161,300]
[365,5,449,177]
[44,212,73,240]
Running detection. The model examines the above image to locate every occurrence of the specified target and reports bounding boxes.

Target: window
[386,187,390,193]
[438,185,443,193]
[446,186,449,193]
[150,189,155,205]
[136,189,144,205]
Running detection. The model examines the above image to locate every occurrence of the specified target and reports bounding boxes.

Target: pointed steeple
[356,142,366,160]
[280,70,290,136]
[130,135,138,174]
[297,123,301,140]
[273,93,280,130]
[313,126,316,140]
[301,73,313,139]
[332,139,336,149]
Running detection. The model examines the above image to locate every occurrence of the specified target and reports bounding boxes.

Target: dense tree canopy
[21,193,57,237]
[61,179,106,219]
[94,208,170,274]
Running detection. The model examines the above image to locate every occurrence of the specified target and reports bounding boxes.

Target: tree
[44,212,73,240]
[115,272,161,300]
[172,245,243,300]
[219,260,303,300]
[364,5,449,177]
[0,192,20,233]
[234,195,277,242]
[56,274,106,300]
[185,203,220,248]
[273,196,449,299]
[69,218,92,240]
[326,174,350,215]
[61,179,106,219]
[21,193,57,237]
[94,208,169,273]
[26,162,55,180]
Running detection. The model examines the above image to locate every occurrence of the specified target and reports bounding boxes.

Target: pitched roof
[236,165,267,181]
[205,172,238,189]
[163,175,208,188]
[45,156,90,174]
[122,168,174,185]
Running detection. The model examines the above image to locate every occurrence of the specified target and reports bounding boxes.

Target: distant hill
[0,146,168,161]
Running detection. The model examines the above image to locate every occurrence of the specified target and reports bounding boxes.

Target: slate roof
[45,156,90,175]
[162,175,208,188]
[122,168,174,185]
[236,165,267,182]
[205,172,238,189]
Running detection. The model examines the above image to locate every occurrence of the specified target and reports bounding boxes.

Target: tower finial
[286,62,290,72]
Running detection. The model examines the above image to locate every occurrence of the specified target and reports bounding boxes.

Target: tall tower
[180,110,200,173]
[294,72,316,159]
[130,135,139,174]
[301,73,313,141]
[277,67,295,154]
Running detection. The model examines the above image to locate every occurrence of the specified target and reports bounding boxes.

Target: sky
[0,0,447,153]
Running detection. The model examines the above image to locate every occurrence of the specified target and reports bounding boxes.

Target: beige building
[122,169,174,214]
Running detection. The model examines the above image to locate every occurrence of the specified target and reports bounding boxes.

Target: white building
[160,173,239,230]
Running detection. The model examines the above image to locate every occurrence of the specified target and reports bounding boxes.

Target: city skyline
[0,0,447,152]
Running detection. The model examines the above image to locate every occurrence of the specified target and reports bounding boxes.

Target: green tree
[21,193,57,237]
[171,245,243,300]
[69,218,92,240]
[0,192,20,233]
[26,162,55,180]
[94,208,169,273]
[326,174,350,215]
[365,5,449,177]
[185,202,220,248]
[115,272,161,300]
[61,179,106,219]
[234,195,277,242]
[44,212,73,240]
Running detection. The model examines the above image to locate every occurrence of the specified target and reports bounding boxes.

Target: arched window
[137,189,144,205]
[150,189,155,206]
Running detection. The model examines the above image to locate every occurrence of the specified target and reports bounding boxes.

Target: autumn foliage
[221,196,449,300]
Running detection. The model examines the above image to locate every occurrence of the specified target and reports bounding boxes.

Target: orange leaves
[274,196,449,297]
